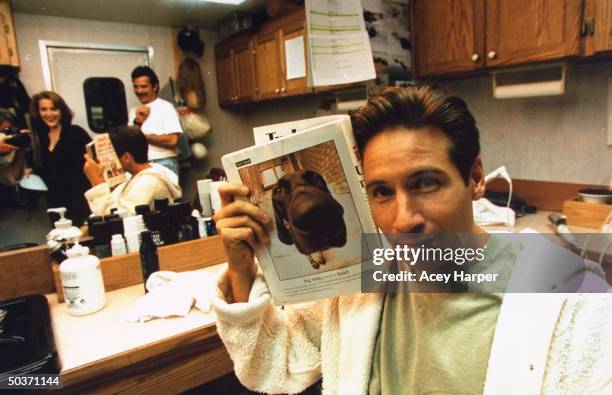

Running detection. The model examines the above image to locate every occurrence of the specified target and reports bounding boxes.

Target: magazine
[92,133,127,187]
[222,115,381,305]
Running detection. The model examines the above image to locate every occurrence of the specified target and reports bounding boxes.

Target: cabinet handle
[275,88,280,93]
[488,51,497,59]
[281,87,286,93]
[471,54,479,62]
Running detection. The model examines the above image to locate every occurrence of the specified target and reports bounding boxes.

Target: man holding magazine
[211,85,611,394]
[83,126,182,216]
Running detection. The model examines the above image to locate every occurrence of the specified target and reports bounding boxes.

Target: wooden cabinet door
[280,14,312,96]
[485,0,581,67]
[0,2,18,67]
[215,46,236,105]
[586,0,612,54]
[233,39,258,102]
[412,0,485,78]
[255,30,283,100]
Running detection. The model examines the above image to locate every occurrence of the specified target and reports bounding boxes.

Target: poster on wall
[361,0,412,85]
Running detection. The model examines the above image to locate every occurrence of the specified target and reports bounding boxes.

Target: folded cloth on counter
[473,197,516,228]
[127,270,216,323]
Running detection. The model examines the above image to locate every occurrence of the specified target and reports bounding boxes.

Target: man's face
[363,126,483,241]
[132,76,158,104]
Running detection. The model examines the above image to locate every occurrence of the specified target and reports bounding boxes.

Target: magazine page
[252,115,346,145]
[93,133,127,188]
[223,116,380,305]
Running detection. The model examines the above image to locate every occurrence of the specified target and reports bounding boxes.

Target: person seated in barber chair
[83,125,182,216]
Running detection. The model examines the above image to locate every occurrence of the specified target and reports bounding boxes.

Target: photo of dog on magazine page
[223,115,381,305]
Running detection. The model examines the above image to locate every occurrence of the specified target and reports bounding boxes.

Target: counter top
[47,264,232,394]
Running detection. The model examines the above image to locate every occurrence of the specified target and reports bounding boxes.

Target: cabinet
[485,0,581,67]
[233,38,257,102]
[413,0,485,77]
[413,0,582,77]
[215,45,237,105]
[584,0,612,55]
[278,11,311,96]
[253,8,311,101]
[0,1,19,67]
[217,7,350,106]
[254,29,283,100]
[215,35,257,105]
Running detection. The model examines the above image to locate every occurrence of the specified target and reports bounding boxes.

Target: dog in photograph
[272,169,347,269]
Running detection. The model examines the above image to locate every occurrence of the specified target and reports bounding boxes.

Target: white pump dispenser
[59,234,106,316]
[46,207,81,241]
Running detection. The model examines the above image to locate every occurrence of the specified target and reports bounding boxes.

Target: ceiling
[10,0,267,30]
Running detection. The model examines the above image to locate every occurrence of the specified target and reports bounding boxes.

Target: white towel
[127,270,216,323]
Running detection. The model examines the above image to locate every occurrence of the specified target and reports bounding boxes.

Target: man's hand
[213,183,272,303]
[83,153,106,187]
[135,106,150,125]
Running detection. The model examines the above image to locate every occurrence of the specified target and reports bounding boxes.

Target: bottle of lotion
[59,240,106,316]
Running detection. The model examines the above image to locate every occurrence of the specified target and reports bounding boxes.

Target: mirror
[83,77,128,133]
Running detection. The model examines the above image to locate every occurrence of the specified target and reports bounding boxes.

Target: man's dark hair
[350,85,480,185]
[131,66,160,92]
[108,126,148,164]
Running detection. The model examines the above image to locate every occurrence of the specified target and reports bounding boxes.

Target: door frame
[38,40,154,90]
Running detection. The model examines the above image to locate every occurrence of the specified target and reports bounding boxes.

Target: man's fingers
[218,182,249,207]
[216,215,269,244]
[215,200,271,225]
[219,226,258,251]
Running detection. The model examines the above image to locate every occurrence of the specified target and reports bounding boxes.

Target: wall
[13,13,175,96]
[446,61,612,185]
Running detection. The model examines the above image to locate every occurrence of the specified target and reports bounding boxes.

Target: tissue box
[563,198,611,229]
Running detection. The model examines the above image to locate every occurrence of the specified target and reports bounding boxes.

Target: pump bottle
[59,238,106,316]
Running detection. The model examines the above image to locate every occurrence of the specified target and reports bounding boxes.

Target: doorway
[39,40,152,135]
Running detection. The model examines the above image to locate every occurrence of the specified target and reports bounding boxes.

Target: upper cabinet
[216,7,351,106]
[412,0,583,78]
[485,0,581,67]
[413,0,485,77]
[584,0,612,55]
[0,1,19,68]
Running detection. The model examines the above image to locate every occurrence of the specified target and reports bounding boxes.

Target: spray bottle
[59,233,106,316]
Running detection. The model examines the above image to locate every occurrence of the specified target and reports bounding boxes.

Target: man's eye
[371,186,394,200]
[413,177,440,192]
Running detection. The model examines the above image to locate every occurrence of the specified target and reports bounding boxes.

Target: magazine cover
[223,115,381,305]
[93,133,127,187]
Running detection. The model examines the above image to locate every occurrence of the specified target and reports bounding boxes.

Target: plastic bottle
[111,234,127,256]
[59,239,106,316]
[46,207,81,242]
[139,230,159,293]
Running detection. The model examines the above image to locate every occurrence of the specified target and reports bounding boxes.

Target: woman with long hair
[30,91,91,225]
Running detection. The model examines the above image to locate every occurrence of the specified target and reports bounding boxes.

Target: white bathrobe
[85,163,182,216]
[212,237,612,394]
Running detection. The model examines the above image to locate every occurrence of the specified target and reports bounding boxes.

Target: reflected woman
[30,91,91,226]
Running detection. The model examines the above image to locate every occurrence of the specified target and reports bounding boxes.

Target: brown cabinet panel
[233,40,258,102]
[255,30,283,100]
[485,0,581,66]
[215,47,236,105]
[589,0,612,54]
[280,21,312,96]
[0,2,19,67]
[413,0,485,77]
